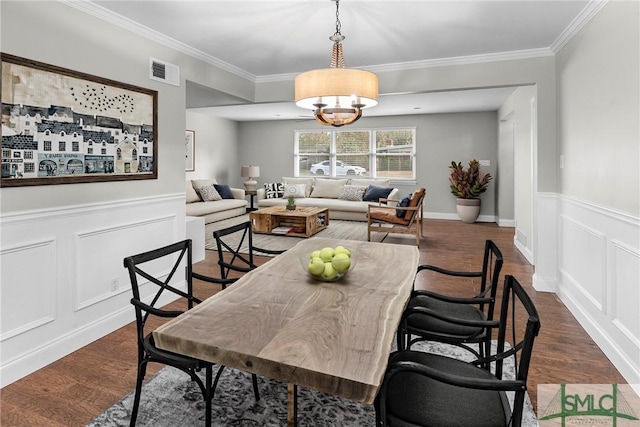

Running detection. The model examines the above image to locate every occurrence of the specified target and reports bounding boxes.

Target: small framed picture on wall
[185,130,195,171]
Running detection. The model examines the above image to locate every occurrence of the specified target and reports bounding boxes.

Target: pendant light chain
[330,0,346,69]
[334,0,342,37]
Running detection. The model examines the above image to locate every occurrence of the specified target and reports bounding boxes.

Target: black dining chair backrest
[377,275,541,427]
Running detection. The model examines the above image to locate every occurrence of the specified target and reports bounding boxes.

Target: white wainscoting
[536,193,640,388]
[0,194,187,387]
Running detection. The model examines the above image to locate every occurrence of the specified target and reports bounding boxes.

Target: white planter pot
[456,198,481,223]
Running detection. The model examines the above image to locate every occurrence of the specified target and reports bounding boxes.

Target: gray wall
[556,1,639,216]
[186,111,240,186]
[237,111,500,219]
[0,1,188,213]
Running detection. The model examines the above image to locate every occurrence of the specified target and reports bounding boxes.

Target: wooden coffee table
[249,206,329,238]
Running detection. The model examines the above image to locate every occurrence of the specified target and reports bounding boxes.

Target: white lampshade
[241,166,260,178]
[295,68,378,110]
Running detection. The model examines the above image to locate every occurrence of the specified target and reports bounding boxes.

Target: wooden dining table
[153,237,419,426]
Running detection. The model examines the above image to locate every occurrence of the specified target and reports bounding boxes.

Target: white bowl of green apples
[303,245,355,282]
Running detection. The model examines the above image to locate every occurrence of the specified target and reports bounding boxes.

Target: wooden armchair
[367,188,425,246]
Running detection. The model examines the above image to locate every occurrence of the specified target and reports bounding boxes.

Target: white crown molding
[58,0,258,82]
[61,0,607,85]
[550,0,609,53]
[256,48,555,83]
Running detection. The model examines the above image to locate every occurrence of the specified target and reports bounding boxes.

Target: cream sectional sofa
[185,179,247,224]
[256,177,400,222]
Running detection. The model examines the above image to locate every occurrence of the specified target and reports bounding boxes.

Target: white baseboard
[0,304,132,387]
[514,236,534,265]
[532,273,557,292]
[424,212,497,223]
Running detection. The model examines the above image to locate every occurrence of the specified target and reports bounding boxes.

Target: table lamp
[241,166,260,191]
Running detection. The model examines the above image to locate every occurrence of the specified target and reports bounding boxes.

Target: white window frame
[294,127,416,181]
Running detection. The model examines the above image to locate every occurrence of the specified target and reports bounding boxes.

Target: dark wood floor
[0,219,626,426]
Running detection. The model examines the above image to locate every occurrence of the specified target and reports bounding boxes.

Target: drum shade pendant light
[295,0,378,127]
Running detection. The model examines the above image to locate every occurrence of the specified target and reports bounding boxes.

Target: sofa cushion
[363,185,394,202]
[282,176,313,197]
[338,185,367,201]
[350,178,390,188]
[396,193,412,217]
[368,207,410,225]
[311,178,348,198]
[284,183,306,198]
[192,178,218,188]
[186,199,246,217]
[196,185,222,201]
[214,184,234,199]
[264,182,284,198]
[186,181,201,203]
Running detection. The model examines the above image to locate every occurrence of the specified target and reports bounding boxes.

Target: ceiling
[85,0,595,121]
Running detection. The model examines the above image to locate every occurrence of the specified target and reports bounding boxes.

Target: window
[72,141,79,152]
[24,163,35,173]
[24,151,33,159]
[43,141,52,151]
[2,149,10,158]
[59,141,66,151]
[101,148,106,155]
[375,129,416,180]
[295,128,416,180]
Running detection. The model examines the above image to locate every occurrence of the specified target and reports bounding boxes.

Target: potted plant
[286,195,296,211]
[449,159,492,223]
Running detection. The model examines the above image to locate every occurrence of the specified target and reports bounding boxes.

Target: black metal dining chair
[123,239,259,427]
[397,240,504,368]
[201,221,285,289]
[377,275,541,427]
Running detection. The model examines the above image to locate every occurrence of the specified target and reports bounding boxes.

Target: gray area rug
[87,341,537,426]
[204,214,387,254]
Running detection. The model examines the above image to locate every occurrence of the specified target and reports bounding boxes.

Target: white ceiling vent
[149,57,180,87]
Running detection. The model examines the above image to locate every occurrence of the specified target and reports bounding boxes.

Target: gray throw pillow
[338,185,367,201]
[197,185,222,201]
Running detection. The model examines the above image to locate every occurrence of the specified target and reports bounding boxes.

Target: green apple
[334,246,351,257]
[319,247,335,262]
[308,257,325,276]
[310,250,321,259]
[321,262,338,280]
[331,253,351,273]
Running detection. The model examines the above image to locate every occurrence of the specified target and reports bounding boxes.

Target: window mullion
[370,130,376,177]
[330,131,337,177]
